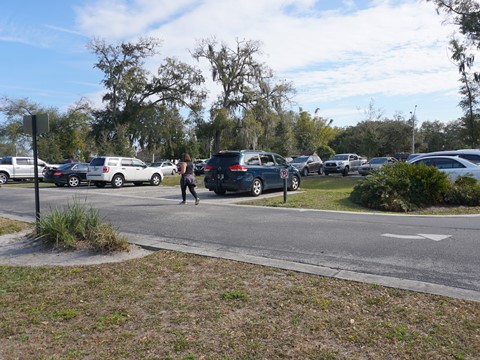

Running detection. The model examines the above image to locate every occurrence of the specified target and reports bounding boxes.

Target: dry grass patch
[1,251,479,359]
[0,218,32,236]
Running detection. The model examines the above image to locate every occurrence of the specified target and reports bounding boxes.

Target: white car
[150,160,177,175]
[410,149,480,165]
[87,156,164,188]
[409,155,480,181]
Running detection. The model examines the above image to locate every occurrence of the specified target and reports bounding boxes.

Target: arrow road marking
[382,233,451,241]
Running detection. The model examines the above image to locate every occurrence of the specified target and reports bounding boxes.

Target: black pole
[283,178,287,203]
[32,115,41,226]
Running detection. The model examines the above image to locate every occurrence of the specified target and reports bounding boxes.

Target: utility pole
[410,105,417,154]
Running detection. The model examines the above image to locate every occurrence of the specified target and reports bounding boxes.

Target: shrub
[350,162,450,212]
[444,176,480,206]
[36,198,129,252]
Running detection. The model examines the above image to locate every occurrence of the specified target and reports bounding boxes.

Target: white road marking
[382,233,451,241]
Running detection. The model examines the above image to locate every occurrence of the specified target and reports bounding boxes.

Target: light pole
[410,105,417,154]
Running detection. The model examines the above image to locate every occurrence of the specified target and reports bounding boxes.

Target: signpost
[23,114,49,225]
[280,168,289,203]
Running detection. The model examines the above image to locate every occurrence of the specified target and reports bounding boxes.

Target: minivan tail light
[204,164,213,172]
[103,166,110,173]
[229,164,248,171]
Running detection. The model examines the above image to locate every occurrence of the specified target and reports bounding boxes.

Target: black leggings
[181,176,198,201]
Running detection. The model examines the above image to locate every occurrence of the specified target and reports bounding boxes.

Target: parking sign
[280,168,289,179]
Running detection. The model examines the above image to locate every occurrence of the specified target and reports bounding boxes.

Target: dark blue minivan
[204,150,301,196]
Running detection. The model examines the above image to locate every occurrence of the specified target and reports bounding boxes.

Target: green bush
[36,199,129,252]
[444,176,480,206]
[350,162,450,212]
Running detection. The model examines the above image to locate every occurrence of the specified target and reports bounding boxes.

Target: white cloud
[71,0,462,124]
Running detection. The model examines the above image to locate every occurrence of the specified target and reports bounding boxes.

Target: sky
[0,0,465,128]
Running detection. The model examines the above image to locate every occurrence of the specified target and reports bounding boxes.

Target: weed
[222,290,250,301]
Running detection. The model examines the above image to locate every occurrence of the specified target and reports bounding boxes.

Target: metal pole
[411,105,417,154]
[32,115,41,226]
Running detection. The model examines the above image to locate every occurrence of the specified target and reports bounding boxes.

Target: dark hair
[183,153,191,162]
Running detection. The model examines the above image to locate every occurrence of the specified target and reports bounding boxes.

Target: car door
[129,159,148,181]
[259,153,281,189]
[15,158,32,178]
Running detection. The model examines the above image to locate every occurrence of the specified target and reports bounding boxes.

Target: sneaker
[195,198,200,205]
[179,201,186,205]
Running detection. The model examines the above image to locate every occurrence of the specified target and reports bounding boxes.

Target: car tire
[94,181,106,188]
[111,174,124,188]
[150,173,161,186]
[288,175,300,191]
[67,176,80,187]
[302,168,308,177]
[324,172,329,176]
[214,189,226,195]
[318,166,323,175]
[0,172,9,184]
[250,178,263,196]
[342,167,349,177]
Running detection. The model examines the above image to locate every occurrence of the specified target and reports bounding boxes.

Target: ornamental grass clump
[350,162,450,212]
[36,198,129,252]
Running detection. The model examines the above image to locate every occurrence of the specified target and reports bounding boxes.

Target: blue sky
[0,0,464,127]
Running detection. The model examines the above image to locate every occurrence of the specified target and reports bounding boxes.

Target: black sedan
[43,162,89,187]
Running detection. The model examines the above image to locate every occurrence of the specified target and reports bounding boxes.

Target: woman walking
[179,153,199,205]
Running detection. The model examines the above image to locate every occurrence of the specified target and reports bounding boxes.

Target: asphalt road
[1,182,480,301]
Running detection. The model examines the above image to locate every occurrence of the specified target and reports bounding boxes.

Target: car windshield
[330,155,348,160]
[369,158,388,164]
[290,157,308,164]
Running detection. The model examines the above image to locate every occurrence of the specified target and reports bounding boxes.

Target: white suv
[87,156,163,188]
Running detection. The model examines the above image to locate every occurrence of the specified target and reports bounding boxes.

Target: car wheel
[171,169,176,175]
[67,176,80,187]
[111,175,124,188]
[324,172,329,176]
[302,168,308,177]
[342,167,349,177]
[150,174,161,186]
[55,183,65,187]
[214,189,226,195]
[250,178,263,196]
[318,166,323,175]
[0,172,9,184]
[288,175,300,191]
[94,181,106,188]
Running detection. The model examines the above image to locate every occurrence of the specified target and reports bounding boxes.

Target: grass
[1,175,480,358]
[0,250,479,359]
[0,218,32,236]
[240,175,480,215]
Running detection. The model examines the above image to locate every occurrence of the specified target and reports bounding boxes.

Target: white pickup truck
[0,156,49,184]
[323,153,366,176]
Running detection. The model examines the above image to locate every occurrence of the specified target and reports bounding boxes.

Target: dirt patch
[0,230,154,266]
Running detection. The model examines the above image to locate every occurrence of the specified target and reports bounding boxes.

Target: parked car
[0,156,49,184]
[409,155,480,181]
[409,149,480,165]
[406,153,425,162]
[289,155,323,176]
[323,153,364,176]
[150,160,177,175]
[43,162,89,187]
[87,156,164,188]
[194,159,208,176]
[203,150,301,196]
[358,157,397,176]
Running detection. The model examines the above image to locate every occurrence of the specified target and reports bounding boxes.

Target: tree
[429,0,480,146]
[88,38,206,155]
[192,38,287,152]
